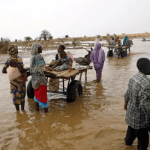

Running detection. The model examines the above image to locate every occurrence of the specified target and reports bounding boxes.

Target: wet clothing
[125,71,150,129]
[125,126,149,150]
[90,43,105,78]
[11,84,26,105]
[30,43,48,108]
[3,56,26,105]
[34,85,47,108]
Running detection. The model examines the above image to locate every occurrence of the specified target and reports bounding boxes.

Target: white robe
[95,38,100,47]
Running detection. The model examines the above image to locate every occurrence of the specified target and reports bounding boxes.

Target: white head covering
[31,43,42,55]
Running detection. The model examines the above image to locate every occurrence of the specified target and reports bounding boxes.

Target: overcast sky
[0,0,150,41]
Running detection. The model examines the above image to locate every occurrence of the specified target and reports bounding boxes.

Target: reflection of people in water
[95,83,105,97]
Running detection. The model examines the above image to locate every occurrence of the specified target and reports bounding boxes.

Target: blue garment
[123,36,128,45]
[34,96,48,108]
[30,53,47,89]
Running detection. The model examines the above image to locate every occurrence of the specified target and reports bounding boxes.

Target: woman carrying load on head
[123,36,128,45]
[2,45,28,111]
[90,43,105,83]
[30,43,48,113]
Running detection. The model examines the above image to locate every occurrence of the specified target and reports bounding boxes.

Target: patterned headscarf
[31,43,42,55]
[7,45,18,58]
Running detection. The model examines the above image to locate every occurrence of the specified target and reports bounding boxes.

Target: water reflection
[1,39,150,149]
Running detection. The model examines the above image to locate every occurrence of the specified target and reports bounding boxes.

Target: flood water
[0,39,150,150]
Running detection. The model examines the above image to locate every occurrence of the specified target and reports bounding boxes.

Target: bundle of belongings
[48,51,88,71]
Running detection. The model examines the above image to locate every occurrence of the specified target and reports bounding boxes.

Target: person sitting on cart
[110,37,116,53]
[48,45,66,68]
[123,36,128,46]
[55,45,65,60]
[51,51,72,70]
[116,37,122,46]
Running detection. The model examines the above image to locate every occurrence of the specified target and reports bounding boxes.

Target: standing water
[0,39,150,150]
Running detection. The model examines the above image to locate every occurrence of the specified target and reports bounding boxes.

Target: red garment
[34,85,47,103]
[116,37,120,43]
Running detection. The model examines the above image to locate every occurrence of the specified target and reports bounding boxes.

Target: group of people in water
[95,35,132,58]
[2,41,105,112]
[3,36,150,149]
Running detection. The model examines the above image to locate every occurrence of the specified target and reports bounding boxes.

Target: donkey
[74,48,93,65]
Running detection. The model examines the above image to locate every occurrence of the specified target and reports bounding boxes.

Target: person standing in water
[30,43,48,113]
[90,43,105,83]
[2,45,28,111]
[94,35,100,48]
[124,58,150,150]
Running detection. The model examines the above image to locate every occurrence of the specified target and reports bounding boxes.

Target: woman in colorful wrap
[2,45,28,111]
[30,43,48,113]
[90,43,105,83]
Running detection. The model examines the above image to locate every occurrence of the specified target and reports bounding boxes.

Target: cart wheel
[27,79,34,98]
[107,50,113,57]
[67,80,82,102]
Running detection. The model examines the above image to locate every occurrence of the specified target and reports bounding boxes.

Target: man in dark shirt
[55,45,65,60]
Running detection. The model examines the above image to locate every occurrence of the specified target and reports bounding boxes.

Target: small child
[53,51,72,70]
[8,59,28,83]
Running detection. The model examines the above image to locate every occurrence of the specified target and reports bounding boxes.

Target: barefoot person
[2,45,28,111]
[30,43,48,113]
[90,43,105,83]
[124,58,150,150]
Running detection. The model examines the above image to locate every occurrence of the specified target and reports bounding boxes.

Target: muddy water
[0,39,150,150]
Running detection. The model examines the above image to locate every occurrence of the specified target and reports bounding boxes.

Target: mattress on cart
[45,65,92,78]
[25,65,92,78]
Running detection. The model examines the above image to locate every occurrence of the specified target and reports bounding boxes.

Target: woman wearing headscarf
[2,45,28,111]
[30,43,48,113]
[90,43,105,83]
[123,36,128,45]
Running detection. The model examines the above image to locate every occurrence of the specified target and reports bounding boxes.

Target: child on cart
[51,51,73,70]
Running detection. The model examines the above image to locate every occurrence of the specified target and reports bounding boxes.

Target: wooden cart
[104,45,131,58]
[27,66,92,102]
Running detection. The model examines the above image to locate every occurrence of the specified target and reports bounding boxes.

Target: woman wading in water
[2,45,28,111]
[90,43,105,83]
[30,43,48,113]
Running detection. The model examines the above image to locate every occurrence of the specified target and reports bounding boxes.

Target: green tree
[24,36,32,41]
[65,35,69,38]
[40,30,51,41]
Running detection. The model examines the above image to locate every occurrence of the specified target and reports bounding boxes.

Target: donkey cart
[105,45,131,58]
[27,66,92,102]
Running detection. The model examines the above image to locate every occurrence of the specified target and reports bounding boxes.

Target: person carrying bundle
[2,45,29,111]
